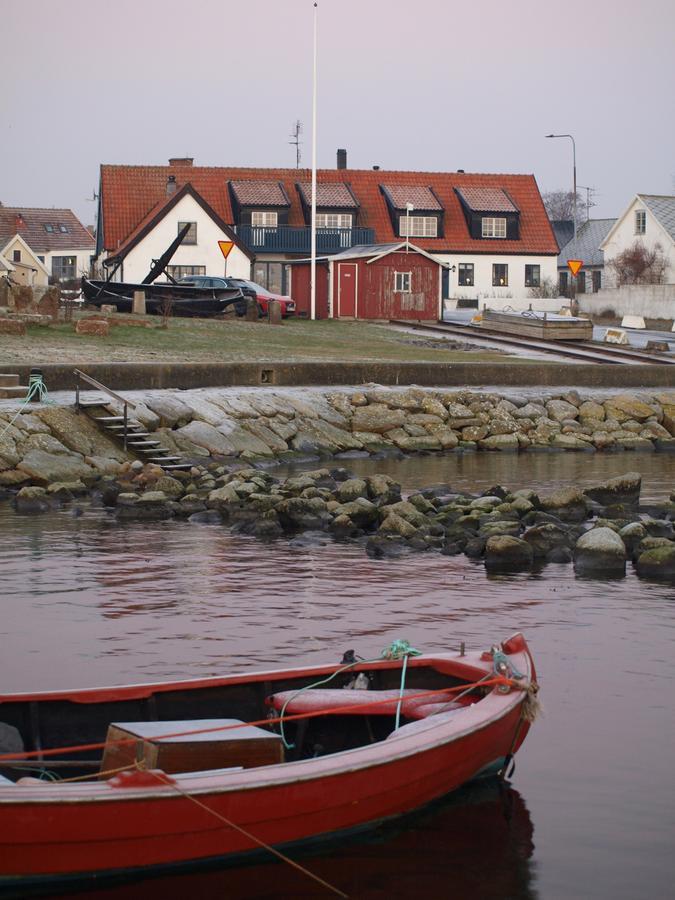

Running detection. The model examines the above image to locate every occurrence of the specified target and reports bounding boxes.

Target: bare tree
[542,190,585,225]
[528,277,559,299]
[607,241,668,286]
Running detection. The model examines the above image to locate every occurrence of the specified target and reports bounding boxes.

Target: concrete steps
[82,405,191,471]
[0,373,28,399]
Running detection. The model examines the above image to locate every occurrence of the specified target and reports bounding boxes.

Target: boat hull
[80,278,244,317]
[0,635,535,890]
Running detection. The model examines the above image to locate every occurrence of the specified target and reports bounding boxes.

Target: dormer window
[481,217,507,238]
[296,183,359,227]
[251,211,278,227]
[380,185,444,239]
[399,216,438,238]
[635,210,646,234]
[455,187,520,241]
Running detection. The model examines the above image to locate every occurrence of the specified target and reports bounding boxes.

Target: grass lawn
[0,316,519,365]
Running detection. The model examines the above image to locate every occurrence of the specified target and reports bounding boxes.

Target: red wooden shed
[289,242,447,320]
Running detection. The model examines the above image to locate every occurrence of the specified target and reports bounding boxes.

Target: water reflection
[59,781,536,900]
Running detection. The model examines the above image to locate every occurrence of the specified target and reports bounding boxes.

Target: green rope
[277,639,422,750]
[0,377,52,447]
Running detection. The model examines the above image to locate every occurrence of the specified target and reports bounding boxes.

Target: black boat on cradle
[81,277,245,317]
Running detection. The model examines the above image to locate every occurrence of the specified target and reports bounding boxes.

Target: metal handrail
[73,369,136,450]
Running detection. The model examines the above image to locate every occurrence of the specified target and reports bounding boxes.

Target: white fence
[579,284,675,320]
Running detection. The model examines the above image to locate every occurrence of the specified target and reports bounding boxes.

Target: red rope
[0,676,516,763]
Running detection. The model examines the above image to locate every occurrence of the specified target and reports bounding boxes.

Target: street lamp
[545,133,577,302]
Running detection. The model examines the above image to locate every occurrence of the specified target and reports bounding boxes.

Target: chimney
[14,214,26,231]
[372,165,380,171]
[457,169,465,173]
[169,157,193,167]
[337,148,347,170]
[166,175,177,196]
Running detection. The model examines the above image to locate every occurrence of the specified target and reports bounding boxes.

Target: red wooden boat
[0,633,537,896]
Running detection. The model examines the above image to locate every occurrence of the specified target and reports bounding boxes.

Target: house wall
[437,253,558,310]
[115,194,251,283]
[43,248,93,281]
[1,236,49,286]
[329,251,440,320]
[602,198,675,287]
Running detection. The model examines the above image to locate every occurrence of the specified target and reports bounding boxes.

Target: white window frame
[399,216,438,238]
[635,210,646,235]
[316,213,353,229]
[178,221,197,244]
[394,271,412,293]
[482,217,507,238]
[251,211,278,227]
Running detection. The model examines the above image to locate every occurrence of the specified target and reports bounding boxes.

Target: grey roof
[551,220,574,250]
[557,218,616,268]
[639,195,675,242]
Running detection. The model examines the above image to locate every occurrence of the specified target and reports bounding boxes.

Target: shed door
[338,263,357,317]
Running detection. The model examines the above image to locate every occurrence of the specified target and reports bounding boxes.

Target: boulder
[551,434,594,451]
[546,399,579,422]
[605,395,657,423]
[337,478,368,502]
[176,421,238,456]
[14,485,50,513]
[523,523,570,558]
[219,425,274,457]
[334,498,379,528]
[17,450,94,485]
[573,527,626,575]
[390,434,441,452]
[478,433,519,451]
[484,536,533,571]
[351,404,407,435]
[380,500,431,529]
[540,487,589,523]
[583,472,641,507]
[144,395,194,427]
[76,318,109,336]
[366,474,401,506]
[36,407,127,459]
[153,475,184,498]
[636,544,675,579]
[242,420,288,453]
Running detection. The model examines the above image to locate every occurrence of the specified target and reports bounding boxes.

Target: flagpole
[310,2,318,321]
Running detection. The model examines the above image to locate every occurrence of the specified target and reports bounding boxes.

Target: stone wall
[580,284,675,321]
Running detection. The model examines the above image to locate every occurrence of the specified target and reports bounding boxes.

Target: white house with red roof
[102,183,253,284]
[0,206,94,285]
[96,153,560,313]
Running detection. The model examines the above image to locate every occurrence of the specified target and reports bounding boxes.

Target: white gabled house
[0,206,94,284]
[0,233,50,286]
[600,194,675,287]
[103,183,253,283]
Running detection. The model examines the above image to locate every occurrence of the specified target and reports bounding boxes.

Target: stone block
[132,291,146,315]
[0,318,26,335]
[75,318,110,336]
[101,304,117,315]
[267,299,282,325]
[37,287,60,319]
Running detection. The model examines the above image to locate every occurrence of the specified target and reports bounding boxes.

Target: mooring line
[144,767,349,898]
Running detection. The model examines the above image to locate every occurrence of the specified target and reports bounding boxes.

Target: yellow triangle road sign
[218,240,234,259]
[567,259,583,277]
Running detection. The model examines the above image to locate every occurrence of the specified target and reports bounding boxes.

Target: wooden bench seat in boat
[266,689,465,720]
[100,719,284,776]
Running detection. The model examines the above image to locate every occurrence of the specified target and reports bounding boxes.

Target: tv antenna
[289,120,303,168]
[577,185,596,222]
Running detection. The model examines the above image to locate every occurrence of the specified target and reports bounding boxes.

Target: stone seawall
[2,385,675,488]
[2,360,675,391]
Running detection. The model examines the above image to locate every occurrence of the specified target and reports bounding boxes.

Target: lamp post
[545,133,577,302]
[310,2,318,320]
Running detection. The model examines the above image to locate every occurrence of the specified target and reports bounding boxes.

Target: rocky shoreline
[2,385,675,580]
[1,386,675,490]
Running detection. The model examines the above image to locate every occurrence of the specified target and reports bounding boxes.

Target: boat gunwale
[0,645,532,805]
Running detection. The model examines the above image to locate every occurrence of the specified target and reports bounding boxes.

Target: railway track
[390,320,675,366]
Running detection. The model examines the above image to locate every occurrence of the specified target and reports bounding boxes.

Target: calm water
[2,452,675,899]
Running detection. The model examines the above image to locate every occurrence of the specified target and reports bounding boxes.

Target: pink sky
[1,0,673,224]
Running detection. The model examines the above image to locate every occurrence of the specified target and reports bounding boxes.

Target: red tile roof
[0,207,95,252]
[456,187,519,213]
[229,180,290,207]
[297,182,358,208]
[100,164,559,255]
[381,185,442,211]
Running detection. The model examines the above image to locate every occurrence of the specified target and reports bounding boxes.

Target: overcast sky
[2,0,673,225]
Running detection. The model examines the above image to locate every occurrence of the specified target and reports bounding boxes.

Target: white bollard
[621,315,646,329]
[604,328,629,345]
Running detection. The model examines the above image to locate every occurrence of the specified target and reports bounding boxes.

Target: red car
[227,279,296,317]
